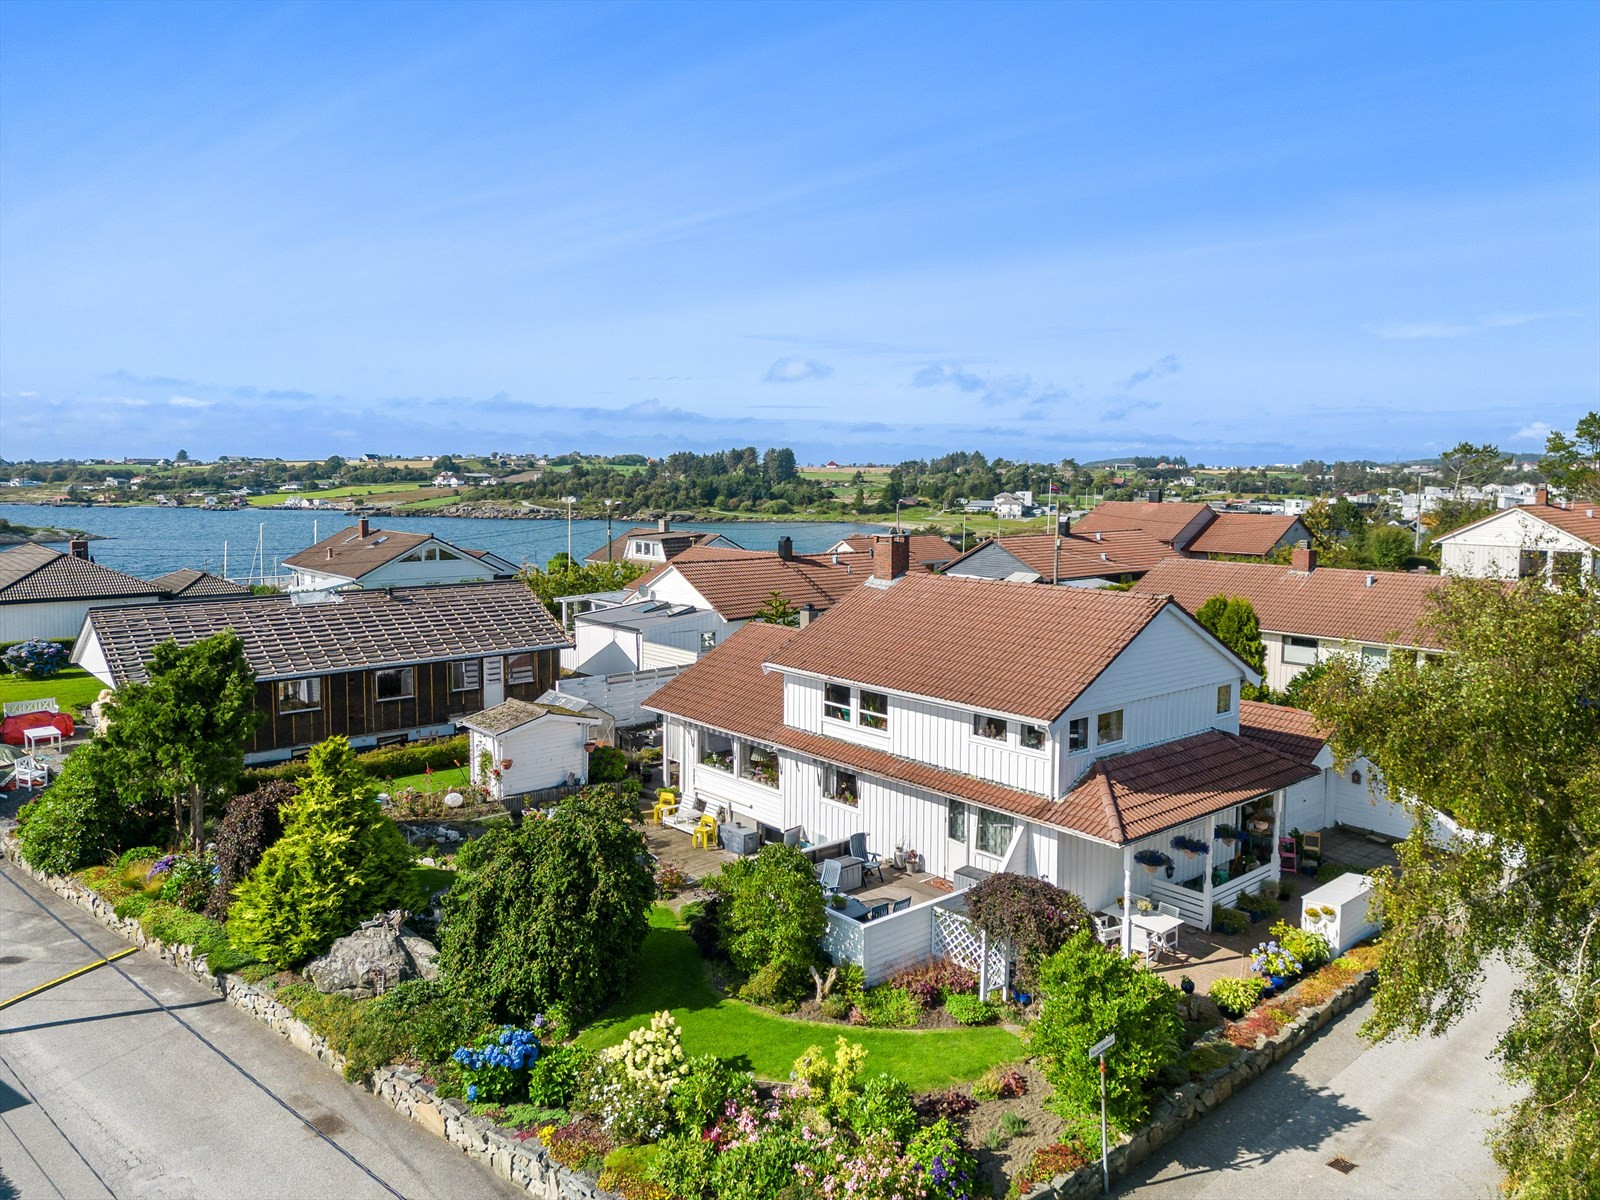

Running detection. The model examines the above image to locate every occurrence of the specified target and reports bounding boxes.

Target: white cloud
[1514,421,1553,443]
[1369,312,1567,340]
[168,395,213,408]
[763,356,833,384]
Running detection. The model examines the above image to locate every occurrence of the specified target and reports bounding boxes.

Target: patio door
[482,656,504,707]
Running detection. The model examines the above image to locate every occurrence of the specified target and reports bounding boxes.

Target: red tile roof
[1185,513,1305,557]
[631,545,873,619]
[1073,501,1214,546]
[1059,730,1318,843]
[1131,557,1447,649]
[944,530,1171,580]
[584,527,728,565]
[765,572,1172,721]
[1238,700,1328,767]
[831,534,958,567]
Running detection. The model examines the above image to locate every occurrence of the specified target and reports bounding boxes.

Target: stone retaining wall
[1028,969,1377,1199]
[2,838,613,1200]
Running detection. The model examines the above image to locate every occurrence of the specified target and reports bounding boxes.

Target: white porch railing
[1213,862,1275,910]
[1144,877,1208,925]
[821,891,1009,997]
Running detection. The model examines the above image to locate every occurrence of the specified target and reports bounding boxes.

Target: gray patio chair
[783,826,803,847]
[890,896,911,913]
[866,900,890,920]
[818,858,845,892]
[847,833,885,882]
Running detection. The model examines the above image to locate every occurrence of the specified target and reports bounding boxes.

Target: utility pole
[563,495,578,565]
[1412,468,1424,553]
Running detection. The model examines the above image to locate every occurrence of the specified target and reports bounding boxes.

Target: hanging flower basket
[1213,823,1241,843]
[500,759,514,770]
[1171,835,1210,857]
[1133,849,1173,874]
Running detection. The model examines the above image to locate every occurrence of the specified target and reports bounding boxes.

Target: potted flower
[830,893,849,910]
[1171,835,1210,858]
[1249,939,1303,990]
[1133,849,1173,874]
[1214,822,1240,844]
[1135,897,1155,914]
[1179,974,1196,996]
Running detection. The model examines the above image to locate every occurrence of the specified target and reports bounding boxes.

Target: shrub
[943,992,999,1026]
[1236,888,1279,916]
[819,993,853,1020]
[527,1044,594,1109]
[16,747,127,875]
[738,961,795,1009]
[913,1085,978,1122]
[858,984,921,1028]
[588,745,628,784]
[238,735,471,788]
[707,843,825,1002]
[668,1055,755,1134]
[1315,861,1356,884]
[1015,1141,1091,1192]
[964,872,1092,990]
[451,1026,542,1103]
[363,977,495,1070]
[438,786,654,1022]
[654,861,690,899]
[971,1065,1028,1101]
[598,1145,669,1200]
[889,958,977,1006]
[205,781,295,919]
[645,1133,718,1199]
[1270,919,1333,971]
[227,738,415,968]
[540,1117,613,1172]
[791,1036,869,1116]
[113,893,153,920]
[117,845,165,868]
[1208,976,1268,1018]
[159,853,216,913]
[138,901,252,974]
[907,1117,983,1200]
[4,638,68,678]
[1211,904,1249,935]
[1028,931,1183,1131]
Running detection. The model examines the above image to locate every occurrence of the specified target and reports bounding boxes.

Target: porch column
[1202,815,1215,928]
[1120,846,1134,957]
[1270,791,1284,886]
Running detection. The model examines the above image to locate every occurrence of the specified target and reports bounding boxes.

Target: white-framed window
[1020,723,1046,750]
[450,660,480,692]
[276,677,321,714]
[375,667,414,702]
[857,690,888,731]
[1361,645,1389,671]
[1216,684,1232,715]
[976,808,1015,856]
[1096,709,1124,746]
[823,682,852,722]
[505,653,535,686]
[947,799,966,842]
[973,714,1007,741]
[1067,717,1089,752]
[1283,636,1319,665]
[825,766,858,807]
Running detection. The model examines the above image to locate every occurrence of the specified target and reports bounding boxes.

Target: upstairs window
[1283,636,1319,665]
[1096,709,1124,746]
[824,683,852,722]
[973,714,1007,741]
[276,677,321,714]
[450,660,480,692]
[857,690,888,731]
[1216,684,1232,715]
[1020,724,1046,750]
[1067,717,1089,752]
[375,667,414,702]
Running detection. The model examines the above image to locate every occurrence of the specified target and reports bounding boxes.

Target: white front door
[482,656,504,707]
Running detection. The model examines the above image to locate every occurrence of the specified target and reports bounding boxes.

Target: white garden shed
[1300,871,1379,954]
[458,699,598,801]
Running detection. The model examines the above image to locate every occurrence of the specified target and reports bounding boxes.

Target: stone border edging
[2,837,615,1200]
[1027,968,1378,1199]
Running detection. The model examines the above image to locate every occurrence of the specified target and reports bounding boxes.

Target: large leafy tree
[709,843,826,998]
[99,630,260,850]
[227,738,414,967]
[1438,440,1508,496]
[1195,594,1266,696]
[1308,578,1600,1200]
[438,786,654,1021]
[1542,411,1600,501]
[520,559,645,619]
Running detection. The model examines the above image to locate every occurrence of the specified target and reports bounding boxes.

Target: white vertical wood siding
[8,596,161,644]
[782,756,954,876]
[1055,833,1125,911]
[1281,772,1331,835]
[1330,764,1413,838]
[486,718,590,794]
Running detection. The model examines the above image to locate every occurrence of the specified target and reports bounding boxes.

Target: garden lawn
[381,765,472,792]
[577,906,1023,1091]
[0,667,105,712]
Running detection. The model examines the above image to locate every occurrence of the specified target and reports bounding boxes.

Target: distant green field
[248,483,433,507]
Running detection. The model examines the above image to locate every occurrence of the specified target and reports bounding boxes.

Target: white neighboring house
[647,569,1319,953]
[584,520,739,566]
[459,699,598,802]
[0,542,165,641]
[1432,492,1599,582]
[567,599,727,674]
[281,518,519,593]
[1131,549,1448,693]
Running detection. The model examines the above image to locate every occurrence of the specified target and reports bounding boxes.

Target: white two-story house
[647,538,1318,948]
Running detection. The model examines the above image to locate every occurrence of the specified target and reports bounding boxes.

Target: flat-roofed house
[647,563,1318,970]
[74,581,569,763]
[0,542,165,641]
[1432,491,1599,582]
[282,518,519,593]
[1131,549,1447,692]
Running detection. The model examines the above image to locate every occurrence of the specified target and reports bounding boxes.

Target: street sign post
[1087,1033,1115,1195]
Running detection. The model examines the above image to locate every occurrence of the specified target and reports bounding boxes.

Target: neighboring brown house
[73,580,570,764]
[1074,501,1311,560]
[627,538,873,620]
[282,518,520,592]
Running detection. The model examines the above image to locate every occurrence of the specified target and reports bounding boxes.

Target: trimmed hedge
[238,734,471,787]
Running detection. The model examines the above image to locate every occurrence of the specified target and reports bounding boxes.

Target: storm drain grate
[1326,1156,1358,1174]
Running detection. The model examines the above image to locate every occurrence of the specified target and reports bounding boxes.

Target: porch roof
[1059,730,1318,845]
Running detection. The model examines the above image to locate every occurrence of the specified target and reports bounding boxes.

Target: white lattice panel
[933,905,1009,997]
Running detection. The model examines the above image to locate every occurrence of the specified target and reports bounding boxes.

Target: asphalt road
[1118,958,1517,1199]
[0,857,521,1200]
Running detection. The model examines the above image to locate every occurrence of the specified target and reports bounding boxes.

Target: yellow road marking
[0,946,140,1011]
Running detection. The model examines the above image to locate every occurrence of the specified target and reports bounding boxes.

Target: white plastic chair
[1092,912,1122,946]
[1158,902,1181,920]
[1145,922,1179,963]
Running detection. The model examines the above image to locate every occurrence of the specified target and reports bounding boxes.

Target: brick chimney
[658,517,671,532]
[873,534,911,581]
[1535,486,1549,506]
[358,516,370,538]
[1057,515,1072,537]
[1290,542,1317,573]
[776,536,794,561]
[68,538,89,560]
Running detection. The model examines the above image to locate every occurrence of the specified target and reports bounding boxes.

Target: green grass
[0,666,105,712]
[384,765,472,792]
[577,907,1022,1090]
[406,865,455,905]
[246,483,433,506]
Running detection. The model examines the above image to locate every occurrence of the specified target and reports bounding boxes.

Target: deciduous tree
[1308,577,1600,1200]
[1542,411,1600,501]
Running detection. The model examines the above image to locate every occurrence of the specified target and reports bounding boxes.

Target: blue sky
[1,0,1595,464]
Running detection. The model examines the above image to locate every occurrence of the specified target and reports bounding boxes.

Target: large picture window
[276,677,321,714]
[375,667,414,702]
[976,809,1014,856]
[857,690,888,731]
